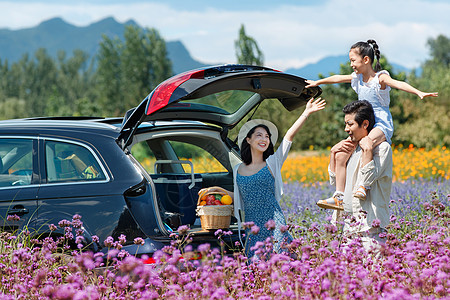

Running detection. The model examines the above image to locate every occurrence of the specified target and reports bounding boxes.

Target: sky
[0,0,449,71]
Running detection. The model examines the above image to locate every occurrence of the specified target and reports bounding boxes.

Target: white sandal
[353,186,367,200]
[316,196,344,210]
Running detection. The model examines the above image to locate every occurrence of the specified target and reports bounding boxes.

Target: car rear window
[180,90,256,115]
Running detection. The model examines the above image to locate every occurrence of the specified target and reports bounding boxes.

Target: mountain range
[0,17,207,74]
[0,17,411,79]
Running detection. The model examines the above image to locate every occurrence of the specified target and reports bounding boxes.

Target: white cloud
[0,0,448,70]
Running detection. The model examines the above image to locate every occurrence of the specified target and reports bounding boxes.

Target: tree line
[0,26,172,119]
[0,23,448,149]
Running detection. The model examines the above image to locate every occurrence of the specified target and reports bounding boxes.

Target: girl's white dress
[351,70,394,144]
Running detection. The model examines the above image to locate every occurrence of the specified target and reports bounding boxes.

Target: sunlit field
[183,145,450,183]
[1,145,449,298]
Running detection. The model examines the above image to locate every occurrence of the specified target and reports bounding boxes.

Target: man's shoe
[353,186,367,200]
[317,196,344,210]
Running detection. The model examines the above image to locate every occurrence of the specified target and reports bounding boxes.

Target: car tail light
[142,257,156,264]
[146,70,205,115]
[142,252,202,264]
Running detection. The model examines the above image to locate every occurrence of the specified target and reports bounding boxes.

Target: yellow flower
[133,146,449,183]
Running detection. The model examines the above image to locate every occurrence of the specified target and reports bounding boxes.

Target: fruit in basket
[220,194,233,205]
[199,200,206,206]
[205,194,216,205]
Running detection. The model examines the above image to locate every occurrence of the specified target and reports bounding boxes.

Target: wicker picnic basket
[196,187,233,230]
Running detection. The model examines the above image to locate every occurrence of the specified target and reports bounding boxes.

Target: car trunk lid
[117,64,321,149]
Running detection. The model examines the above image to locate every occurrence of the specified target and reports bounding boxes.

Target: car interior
[131,128,240,232]
[45,140,105,183]
[0,139,33,187]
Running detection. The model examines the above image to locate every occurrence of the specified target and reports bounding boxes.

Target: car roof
[0,117,218,138]
[0,118,120,137]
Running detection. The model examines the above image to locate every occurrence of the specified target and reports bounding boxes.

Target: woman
[205,97,326,258]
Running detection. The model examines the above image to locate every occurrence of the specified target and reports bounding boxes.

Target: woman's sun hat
[237,119,278,147]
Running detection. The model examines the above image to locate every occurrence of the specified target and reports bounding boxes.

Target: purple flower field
[0,179,449,299]
[281,179,450,225]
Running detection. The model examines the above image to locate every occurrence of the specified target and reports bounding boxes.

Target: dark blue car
[0,65,321,256]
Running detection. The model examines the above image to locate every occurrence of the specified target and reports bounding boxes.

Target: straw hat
[237,119,278,148]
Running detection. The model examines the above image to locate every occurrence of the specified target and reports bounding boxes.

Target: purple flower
[265,219,276,230]
[211,287,227,299]
[250,225,260,235]
[371,219,381,228]
[103,236,115,248]
[6,214,20,221]
[117,250,128,259]
[54,284,76,299]
[71,219,83,229]
[64,229,74,240]
[198,243,210,253]
[177,225,190,235]
[107,249,119,259]
[118,234,127,245]
[48,224,57,231]
[91,235,99,243]
[242,221,255,229]
[134,237,145,245]
[58,219,72,228]
[321,278,331,290]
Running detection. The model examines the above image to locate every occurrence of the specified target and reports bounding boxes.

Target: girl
[307,40,438,210]
[203,97,326,258]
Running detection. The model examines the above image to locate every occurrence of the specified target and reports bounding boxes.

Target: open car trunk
[120,64,321,240]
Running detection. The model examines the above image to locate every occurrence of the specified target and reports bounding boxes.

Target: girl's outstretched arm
[305,75,352,88]
[284,97,326,142]
[379,73,439,99]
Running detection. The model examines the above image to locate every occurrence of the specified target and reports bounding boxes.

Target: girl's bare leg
[367,128,386,148]
[353,128,387,200]
[317,140,355,210]
[335,151,350,193]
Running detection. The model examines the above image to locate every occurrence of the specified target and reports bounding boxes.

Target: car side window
[0,138,33,187]
[45,140,106,183]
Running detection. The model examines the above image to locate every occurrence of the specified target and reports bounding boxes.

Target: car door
[0,137,39,232]
[35,137,116,244]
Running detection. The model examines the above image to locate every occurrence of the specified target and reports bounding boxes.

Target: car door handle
[9,207,29,216]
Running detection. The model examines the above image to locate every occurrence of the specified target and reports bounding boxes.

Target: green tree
[95,25,172,116]
[0,98,26,119]
[12,49,59,117]
[45,49,94,116]
[234,24,264,65]
[95,35,124,116]
[395,34,450,147]
[426,34,450,67]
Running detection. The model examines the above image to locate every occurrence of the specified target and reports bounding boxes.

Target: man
[325,100,393,250]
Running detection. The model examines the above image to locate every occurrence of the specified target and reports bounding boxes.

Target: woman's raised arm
[284,97,326,142]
